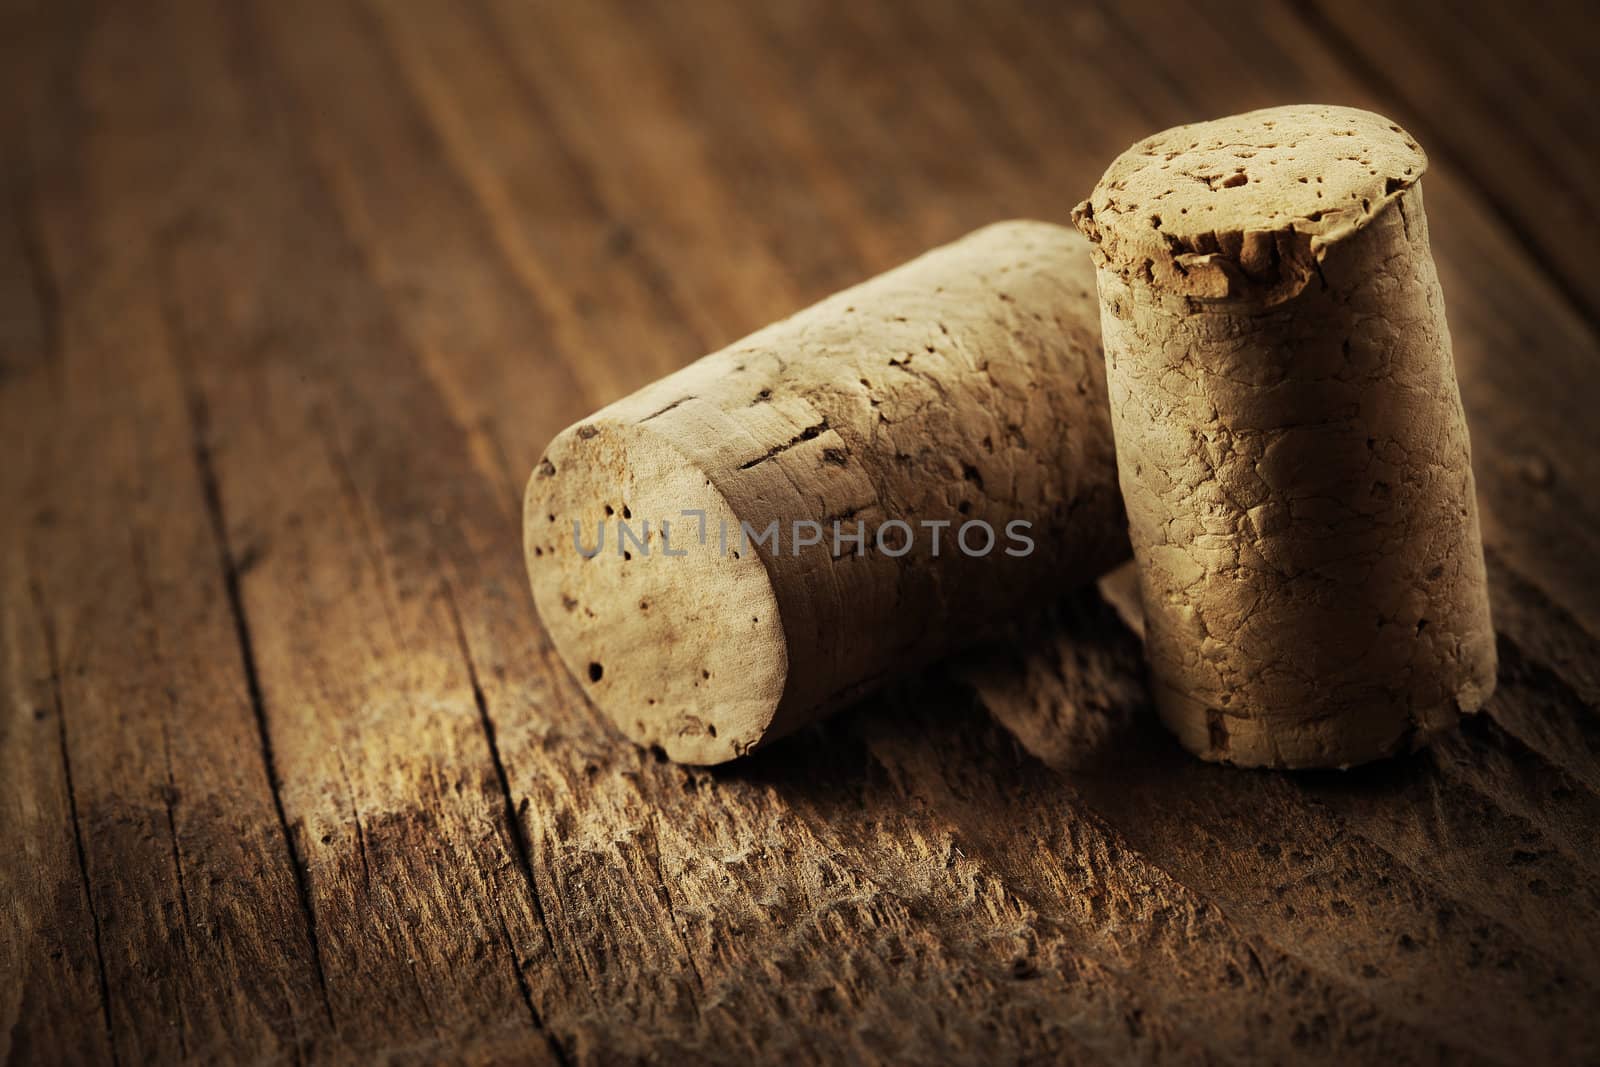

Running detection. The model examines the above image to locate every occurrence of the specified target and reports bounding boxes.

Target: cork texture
[1074,105,1497,768]
[526,221,1128,763]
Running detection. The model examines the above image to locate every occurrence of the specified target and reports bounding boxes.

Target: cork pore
[1072,105,1428,306]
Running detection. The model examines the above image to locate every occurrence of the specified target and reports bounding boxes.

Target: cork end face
[524,420,787,764]
[1075,104,1428,304]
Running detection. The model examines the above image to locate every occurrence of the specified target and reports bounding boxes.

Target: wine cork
[1072,105,1496,768]
[525,221,1127,764]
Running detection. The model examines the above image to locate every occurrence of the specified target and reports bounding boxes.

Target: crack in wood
[29,576,122,1067]
[164,290,339,1033]
[438,574,575,1067]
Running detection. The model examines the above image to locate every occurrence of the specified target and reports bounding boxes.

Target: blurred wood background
[4,0,1598,1063]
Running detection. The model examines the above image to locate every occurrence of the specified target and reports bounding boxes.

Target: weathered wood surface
[2,1,1596,1063]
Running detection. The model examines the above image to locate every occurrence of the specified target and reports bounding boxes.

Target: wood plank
[3,0,1597,1062]
[1,3,334,1061]
[0,432,116,1066]
[147,0,569,1059]
[1,24,116,1055]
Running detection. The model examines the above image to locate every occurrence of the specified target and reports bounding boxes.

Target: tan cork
[1073,105,1497,768]
[525,221,1128,764]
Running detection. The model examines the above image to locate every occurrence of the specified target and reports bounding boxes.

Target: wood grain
[3,1,1597,1063]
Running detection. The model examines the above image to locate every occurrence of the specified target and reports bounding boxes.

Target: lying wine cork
[525,221,1127,763]
[1072,105,1496,768]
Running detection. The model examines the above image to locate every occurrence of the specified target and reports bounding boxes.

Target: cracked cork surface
[1073,105,1497,768]
[527,221,1128,764]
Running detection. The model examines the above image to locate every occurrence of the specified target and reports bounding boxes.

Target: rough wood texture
[3,1,1597,1064]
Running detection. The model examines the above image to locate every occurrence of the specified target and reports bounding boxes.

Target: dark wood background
[4,1,1598,1063]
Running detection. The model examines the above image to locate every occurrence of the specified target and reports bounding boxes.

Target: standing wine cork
[1072,106,1496,768]
[525,221,1127,764]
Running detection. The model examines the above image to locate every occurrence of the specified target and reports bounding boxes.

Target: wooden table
[5,1,1598,1063]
